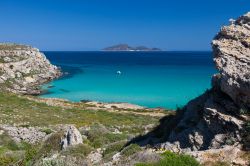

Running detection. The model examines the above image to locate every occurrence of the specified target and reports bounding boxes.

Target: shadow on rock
[127,88,248,152]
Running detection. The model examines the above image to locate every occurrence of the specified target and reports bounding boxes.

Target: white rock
[60,125,83,150]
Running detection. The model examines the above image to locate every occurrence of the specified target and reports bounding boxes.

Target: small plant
[136,151,200,166]
[121,144,142,156]
[225,138,235,145]
[9,65,14,69]
[0,155,17,166]
[37,131,64,157]
[239,108,249,115]
[103,140,127,157]
[41,128,53,135]
[23,143,38,164]
[61,144,92,157]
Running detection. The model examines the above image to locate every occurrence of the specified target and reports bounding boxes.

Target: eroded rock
[212,12,250,109]
[0,43,61,94]
[60,125,83,150]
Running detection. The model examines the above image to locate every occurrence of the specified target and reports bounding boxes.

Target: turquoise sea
[41,51,216,109]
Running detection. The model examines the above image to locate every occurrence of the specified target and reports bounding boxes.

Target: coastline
[28,94,170,117]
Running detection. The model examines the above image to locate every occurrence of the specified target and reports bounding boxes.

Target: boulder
[60,125,83,150]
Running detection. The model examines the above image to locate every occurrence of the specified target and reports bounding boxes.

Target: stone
[187,145,247,165]
[112,152,121,162]
[87,148,103,164]
[60,125,83,150]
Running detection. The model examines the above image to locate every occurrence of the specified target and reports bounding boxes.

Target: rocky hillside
[0,44,61,94]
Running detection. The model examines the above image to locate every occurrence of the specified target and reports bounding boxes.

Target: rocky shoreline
[0,43,61,95]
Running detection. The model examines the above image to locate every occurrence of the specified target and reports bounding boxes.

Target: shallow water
[41,51,216,109]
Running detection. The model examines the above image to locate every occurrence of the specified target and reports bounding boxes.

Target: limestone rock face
[212,12,250,108]
[165,90,244,151]
[60,125,83,150]
[0,44,61,94]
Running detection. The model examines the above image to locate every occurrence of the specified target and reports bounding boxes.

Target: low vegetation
[135,151,200,166]
[0,131,38,165]
[120,144,142,156]
[0,92,160,127]
[0,92,163,165]
[0,43,31,50]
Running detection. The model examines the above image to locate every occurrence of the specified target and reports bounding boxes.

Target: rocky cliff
[155,12,250,154]
[212,13,250,109]
[0,44,61,94]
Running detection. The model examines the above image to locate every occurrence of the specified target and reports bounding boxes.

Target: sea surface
[41,51,216,109]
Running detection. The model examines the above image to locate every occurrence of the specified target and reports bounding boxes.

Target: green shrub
[103,140,127,157]
[36,131,64,159]
[0,132,20,152]
[0,155,17,166]
[121,144,142,156]
[61,144,92,157]
[86,124,127,148]
[22,143,38,164]
[40,128,53,135]
[90,133,127,148]
[135,151,200,166]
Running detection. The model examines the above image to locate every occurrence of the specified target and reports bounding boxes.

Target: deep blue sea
[41,51,216,109]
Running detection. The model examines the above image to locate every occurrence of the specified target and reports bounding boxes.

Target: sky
[0,0,249,51]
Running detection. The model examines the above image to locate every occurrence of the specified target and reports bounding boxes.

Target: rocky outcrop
[188,145,248,165]
[147,12,250,158]
[0,43,61,94]
[0,125,48,144]
[60,125,83,150]
[212,12,250,109]
[160,89,245,151]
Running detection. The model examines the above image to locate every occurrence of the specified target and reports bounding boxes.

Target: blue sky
[0,0,249,51]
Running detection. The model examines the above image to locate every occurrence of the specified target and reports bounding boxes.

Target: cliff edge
[0,44,61,94]
[212,13,250,109]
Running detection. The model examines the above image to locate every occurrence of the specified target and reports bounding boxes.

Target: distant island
[102,44,162,51]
